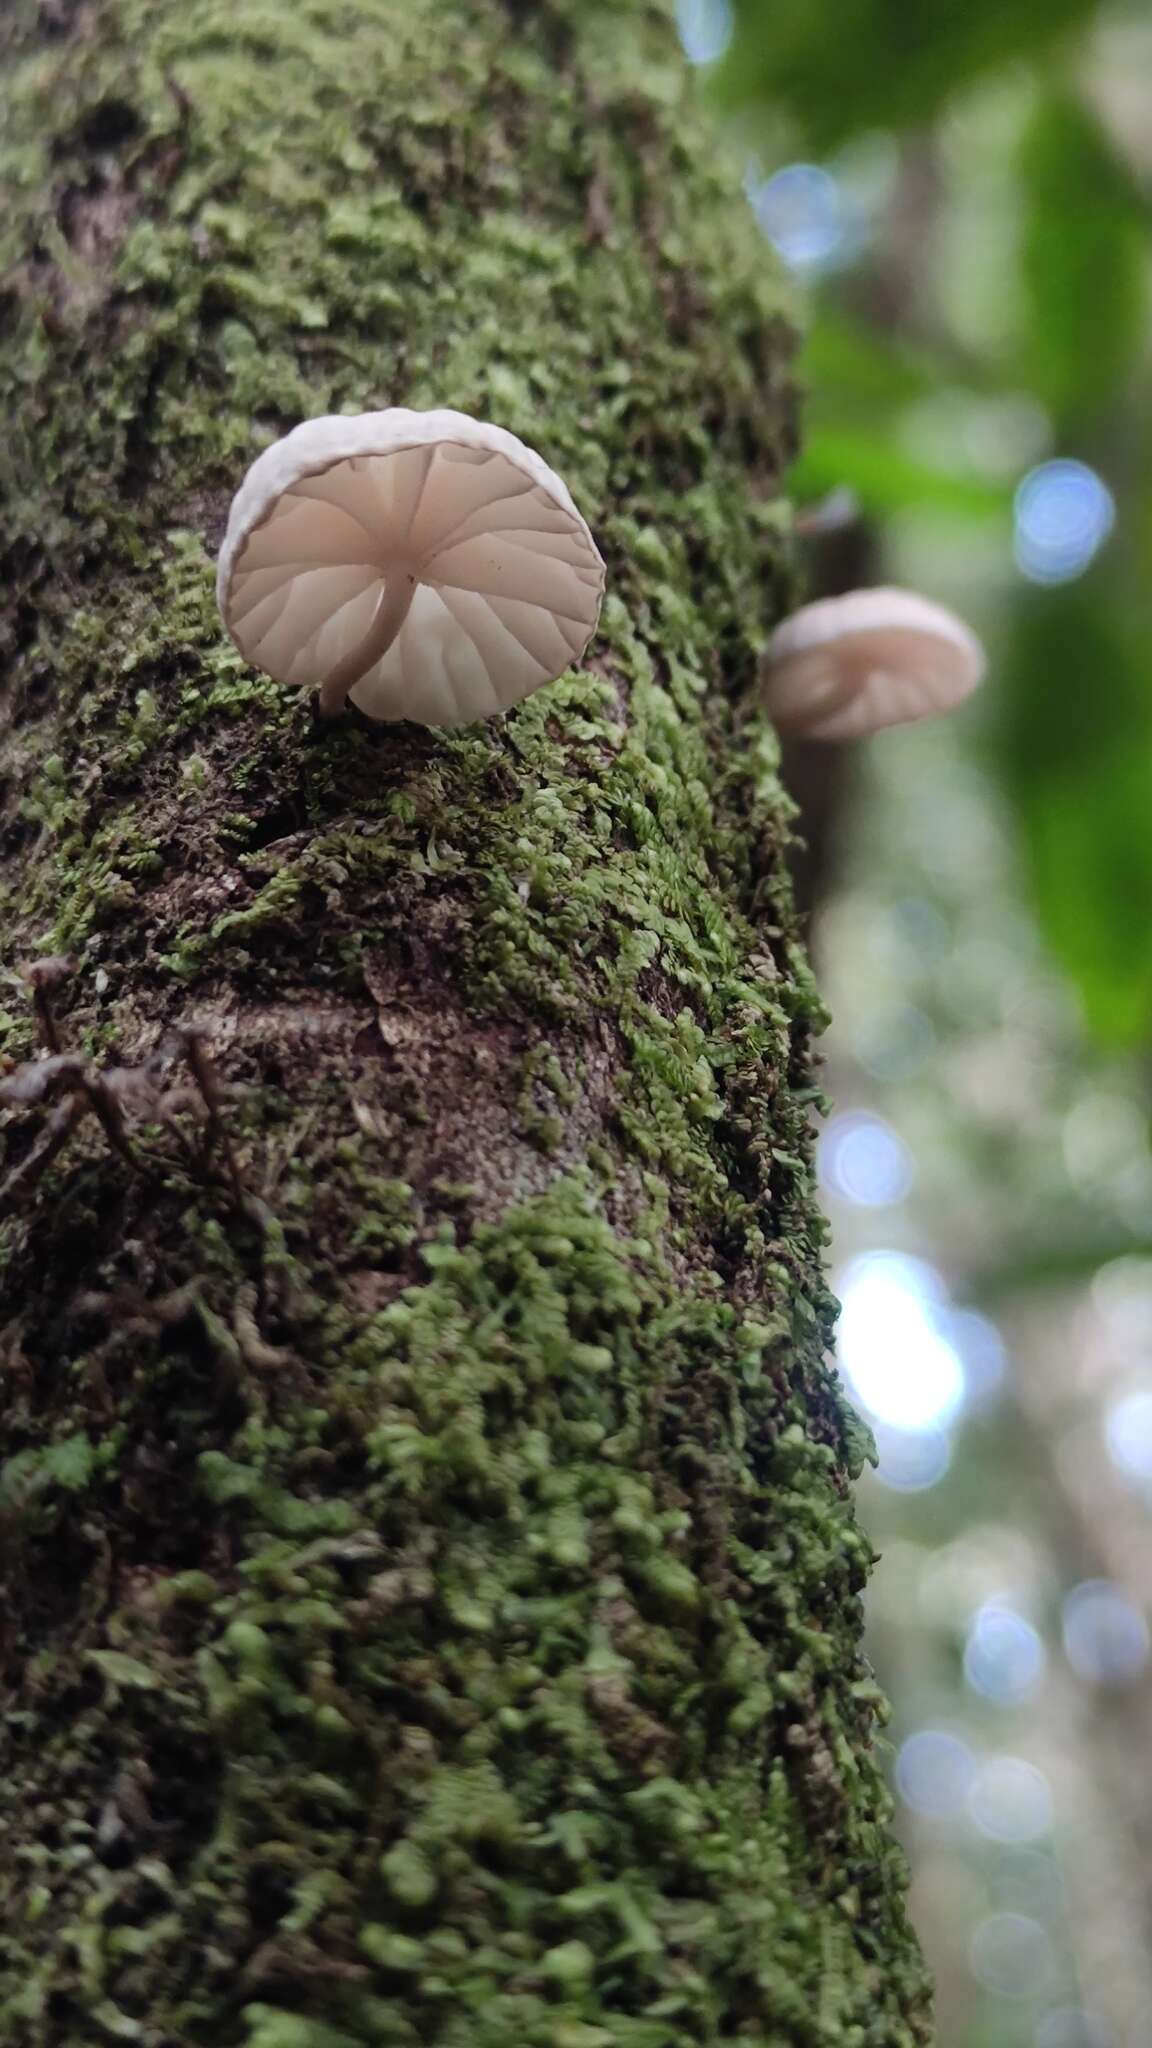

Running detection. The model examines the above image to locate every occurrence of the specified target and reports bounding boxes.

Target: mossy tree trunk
[0,1,932,2042]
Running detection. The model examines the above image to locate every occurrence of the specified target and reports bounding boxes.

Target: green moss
[0,1179,925,2045]
[0,0,929,2040]
[0,1187,914,2048]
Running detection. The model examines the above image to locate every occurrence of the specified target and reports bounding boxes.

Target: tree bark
[0,1,932,2043]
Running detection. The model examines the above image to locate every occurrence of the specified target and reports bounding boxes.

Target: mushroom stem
[317,572,417,718]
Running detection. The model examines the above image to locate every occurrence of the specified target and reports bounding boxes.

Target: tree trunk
[0,1,932,2043]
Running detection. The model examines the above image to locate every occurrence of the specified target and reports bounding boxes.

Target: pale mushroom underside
[220,427,604,727]
[765,588,985,741]
[767,628,980,740]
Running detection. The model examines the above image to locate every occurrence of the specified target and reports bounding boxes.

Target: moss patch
[1,1184,925,2046]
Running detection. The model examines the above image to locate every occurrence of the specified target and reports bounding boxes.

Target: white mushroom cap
[216,408,605,726]
[763,587,985,741]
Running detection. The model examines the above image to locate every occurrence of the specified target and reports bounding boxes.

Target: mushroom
[763,587,985,741]
[217,409,606,726]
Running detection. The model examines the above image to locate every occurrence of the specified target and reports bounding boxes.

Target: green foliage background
[690,9,1152,2039]
[711,0,1152,1050]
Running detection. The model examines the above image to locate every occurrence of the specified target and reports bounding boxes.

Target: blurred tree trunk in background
[0,1,932,2041]
[778,499,880,922]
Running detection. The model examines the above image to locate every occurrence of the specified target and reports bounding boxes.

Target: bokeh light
[1062,1091,1150,1198]
[1104,1390,1152,1484]
[963,1603,1047,1705]
[892,895,953,961]
[873,1422,953,1493]
[1091,1257,1152,1354]
[853,1003,939,1083]
[968,1913,1055,2000]
[837,1252,965,1431]
[962,393,1051,479]
[819,1110,914,1207]
[942,1309,1007,1409]
[1062,1580,1150,1686]
[828,1236,963,1433]
[989,1847,1063,1921]
[967,1757,1053,1844]
[747,163,848,273]
[674,0,732,64]
[1013,459,1116,583]
[896,1729,976,1818]
[1035,2011,1117,2048]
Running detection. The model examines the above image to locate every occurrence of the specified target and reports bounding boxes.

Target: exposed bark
[0,0,932,2042]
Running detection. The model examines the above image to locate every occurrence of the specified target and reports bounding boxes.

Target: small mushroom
[763,587,985,741]
[217,409,606,726]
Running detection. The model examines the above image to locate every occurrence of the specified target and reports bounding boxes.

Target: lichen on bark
[0,0,933,2042]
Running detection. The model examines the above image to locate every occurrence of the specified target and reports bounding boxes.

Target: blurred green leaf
[1017,92,1148,430]
[791,426,1010,521]
[804,313,946,410]
[715,0,1105,151]
[974,1235,1152,1303]
[990,584,1152,1048]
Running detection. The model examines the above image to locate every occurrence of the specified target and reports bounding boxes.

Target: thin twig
[81,1070,144,1175]
[0,1095,86,1212]
[179,1028,245,1207]
[22,954,76,1055]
